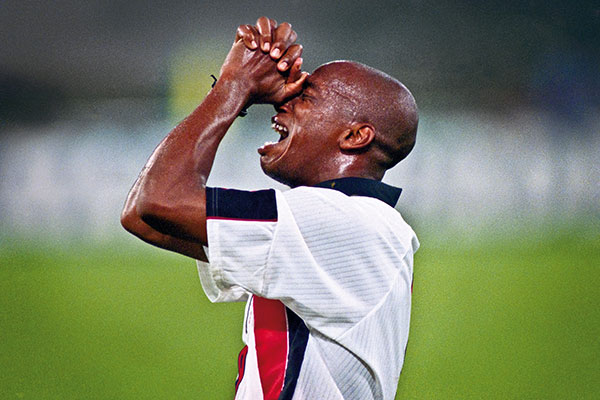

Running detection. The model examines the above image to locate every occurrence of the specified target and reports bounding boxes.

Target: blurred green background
[2,225,599,399]
[1,0,599,399]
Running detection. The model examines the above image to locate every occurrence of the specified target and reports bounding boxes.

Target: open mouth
[271,117,289,142]
[258,117,291,157]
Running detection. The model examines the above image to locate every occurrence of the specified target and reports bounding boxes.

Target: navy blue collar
[314,177,402,207]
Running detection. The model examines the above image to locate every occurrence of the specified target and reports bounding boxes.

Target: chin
[260,159,301,188]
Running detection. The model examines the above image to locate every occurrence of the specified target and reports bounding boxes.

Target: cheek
[292,137,332,171]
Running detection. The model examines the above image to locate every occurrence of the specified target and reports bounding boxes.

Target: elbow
[120,196,168,239]
[120,202,142,235]
[132,197,177,235]
[120,194,157,236]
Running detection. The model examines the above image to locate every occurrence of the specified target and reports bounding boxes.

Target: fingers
[286,57,303,83]
[236,16,306,99]
[284,71,310,99]
[270,22,297,60]
[277,44,303,72]
[283,57,308,101]
[243,17,300,64]
[235,24,259,50]
[256,16,275,52]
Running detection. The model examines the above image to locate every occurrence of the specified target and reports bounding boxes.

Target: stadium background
[1,1,598,398]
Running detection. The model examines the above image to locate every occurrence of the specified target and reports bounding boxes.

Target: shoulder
[279,186,416,248]
[282,185,402,221]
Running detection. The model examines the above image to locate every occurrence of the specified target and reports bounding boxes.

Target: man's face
[258,66,353,187]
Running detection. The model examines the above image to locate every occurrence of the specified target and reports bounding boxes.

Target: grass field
[1,224,599,399]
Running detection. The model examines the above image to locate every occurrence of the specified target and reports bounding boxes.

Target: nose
[274,94,300,113]
[274,101,292,114]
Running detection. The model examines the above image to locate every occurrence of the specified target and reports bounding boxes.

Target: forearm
[122,77,250,245]
[145,77,249,184]
[140,77,249,192]
[122,18,304,254]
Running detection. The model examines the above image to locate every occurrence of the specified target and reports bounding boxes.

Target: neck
[287,157,384,188]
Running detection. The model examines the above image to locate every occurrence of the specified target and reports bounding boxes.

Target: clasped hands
[219,16,308,106]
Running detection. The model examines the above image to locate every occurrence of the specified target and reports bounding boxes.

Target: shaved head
[312,61,418,170]
[262,60,418,187]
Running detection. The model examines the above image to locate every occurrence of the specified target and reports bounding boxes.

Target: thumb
[284,72,309,99]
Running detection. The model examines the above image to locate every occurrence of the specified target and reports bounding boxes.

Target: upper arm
[121,203,208,261]
[137,197,208,244]
[120,184,208,260]
[130,181,209,246]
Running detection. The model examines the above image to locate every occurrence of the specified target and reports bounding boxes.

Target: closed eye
[301,92,314,101]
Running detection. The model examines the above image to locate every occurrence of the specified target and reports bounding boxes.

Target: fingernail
[271,48,281,58]
[262,42,270,51]
[250,41,257,49]
[279,62,288,70]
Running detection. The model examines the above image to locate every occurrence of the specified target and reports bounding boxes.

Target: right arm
[120,17,307,259]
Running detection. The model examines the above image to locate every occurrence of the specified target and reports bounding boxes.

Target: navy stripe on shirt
[279,307,310,400]
[206,187,277,221]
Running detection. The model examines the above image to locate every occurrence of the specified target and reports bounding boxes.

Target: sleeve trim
[206,187,278,222]
[207,216,278,222]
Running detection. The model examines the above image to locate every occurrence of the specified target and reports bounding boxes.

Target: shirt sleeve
[198,187,279,302]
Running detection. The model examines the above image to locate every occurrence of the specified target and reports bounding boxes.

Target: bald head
[312,61,418,171]
[262,60,418,187]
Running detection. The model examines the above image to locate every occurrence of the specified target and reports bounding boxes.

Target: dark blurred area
[0,74,65,126]
[1,0,598,129]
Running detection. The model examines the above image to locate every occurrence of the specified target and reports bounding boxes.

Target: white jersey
[196,178,419,399]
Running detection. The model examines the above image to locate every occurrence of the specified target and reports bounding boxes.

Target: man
[121,17,419,400]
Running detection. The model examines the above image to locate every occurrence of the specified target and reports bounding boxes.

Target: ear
[338,124,375,151]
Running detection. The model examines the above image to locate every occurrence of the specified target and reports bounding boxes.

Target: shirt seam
[333,248,413,342]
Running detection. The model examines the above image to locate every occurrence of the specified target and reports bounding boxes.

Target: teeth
[271,122,288,136]
[264,141,276,147]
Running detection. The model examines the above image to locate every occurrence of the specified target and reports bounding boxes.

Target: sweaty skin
[121,18,306,260]
[121,17,417,260]
[260,61,418,187]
